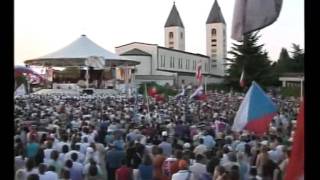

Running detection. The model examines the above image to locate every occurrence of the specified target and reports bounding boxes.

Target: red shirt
[116,166,132,180]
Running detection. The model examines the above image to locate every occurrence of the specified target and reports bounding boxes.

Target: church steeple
[206,0,226,76]
[164,2,185,50]
[164,2,184,28]
[206,0,225,24]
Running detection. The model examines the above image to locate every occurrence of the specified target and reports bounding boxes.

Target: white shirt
[64,150,85,164]
[172,170,194,180]
[44,148,54,163]
[39,171,58,180]
[189,162,207,180]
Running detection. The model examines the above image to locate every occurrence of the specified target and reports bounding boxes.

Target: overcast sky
[15,0,304,65]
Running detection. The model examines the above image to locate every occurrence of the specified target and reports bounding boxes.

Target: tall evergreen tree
[290,43,304,72]
[226,32,273,89]
[276,48,292,74]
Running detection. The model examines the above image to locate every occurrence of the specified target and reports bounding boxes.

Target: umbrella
[15,65,35,75]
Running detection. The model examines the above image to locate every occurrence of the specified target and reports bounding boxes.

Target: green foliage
[225,32,275,90]
[280,86,300,97]
[59,67,81,78]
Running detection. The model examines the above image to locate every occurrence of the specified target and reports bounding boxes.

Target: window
[193,60,196,70]
[178,58,183,69]
[169,32,174,39]
[211,44,216,47]
[160,56,166,67]
[211,39,217,42]
[169,41,174,45]
[211,54,217,59]
[186,59,190,69]
[170,56,175,68]
[211,29,216,36]
[211,49,217,53]
[180,32,183,39]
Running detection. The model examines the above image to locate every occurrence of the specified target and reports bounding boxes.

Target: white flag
[189,86,203,99]
[231,0,283,41]
[15,84,27,96]
[85,56,105,69]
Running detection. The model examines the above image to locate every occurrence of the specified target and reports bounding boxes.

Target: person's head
[175,149,183,159]
[46,140,53,149]
[215,165,226,176]
[50,150,59,161]
[26,158,35,172]
[199,138,204,144]
[196,154,204,163]
[142,154,153,165]
[38,164,47,175]
[178,160,189,170]
[48,165,56,172]
[228,152,237,162]
[27,174,39,180]
[62,144,69,154]
[65,159,73,169]
[230,165,240,180]
[88,164,98,176]
[71,152,78,162]
[15,169,27,180]
[61,169,70,179]
[207,157,220,174]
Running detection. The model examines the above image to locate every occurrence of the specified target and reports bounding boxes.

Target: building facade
[115,1,226,86]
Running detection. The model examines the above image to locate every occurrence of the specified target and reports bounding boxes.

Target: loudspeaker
[82,89,94,95]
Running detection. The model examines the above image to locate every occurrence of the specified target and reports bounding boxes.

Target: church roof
[206,0,225,24]
[120,48,152,56]
[164,3,184,28]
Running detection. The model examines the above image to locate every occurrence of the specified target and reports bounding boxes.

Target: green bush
[280,86,301,97]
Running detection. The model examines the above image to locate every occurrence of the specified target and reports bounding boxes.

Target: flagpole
[144,83,150,121]
[300,76,304,101]
[204,76,207,94]
[86,67,89,89]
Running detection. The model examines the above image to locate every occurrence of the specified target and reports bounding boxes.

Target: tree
[290,43,304,72]
[226,32,274,90]
[276,48,292,74]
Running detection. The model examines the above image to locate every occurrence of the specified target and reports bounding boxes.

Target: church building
[115,0,226,86]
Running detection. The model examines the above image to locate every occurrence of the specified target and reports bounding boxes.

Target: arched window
[180,32,183,39]
[169,32,174,39]
[211,29,216,36]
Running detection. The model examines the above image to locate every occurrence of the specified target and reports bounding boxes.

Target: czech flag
[232,81,277,135]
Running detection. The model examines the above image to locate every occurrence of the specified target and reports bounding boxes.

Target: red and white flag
[240,69,245,88]
[195,62,203,84]
[285,100,304,180]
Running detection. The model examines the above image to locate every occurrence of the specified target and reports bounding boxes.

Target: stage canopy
[24,35,140,67]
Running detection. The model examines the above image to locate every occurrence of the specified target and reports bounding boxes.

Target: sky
[15,0,304,65]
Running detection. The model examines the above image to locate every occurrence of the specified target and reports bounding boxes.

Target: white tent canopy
[24,35,140,67]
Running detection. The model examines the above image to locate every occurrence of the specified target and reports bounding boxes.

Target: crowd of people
[14,88,300,180]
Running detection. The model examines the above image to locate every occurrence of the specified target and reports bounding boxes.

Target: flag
[195,62,203,84]
[284,101,304,180]
[175,88,185,99]
[85,56,105,69]
[232,81,277,135]
[231,0,283,41]
[189,86,207,100]
[15,84,27,96]
[240,69,245,88]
